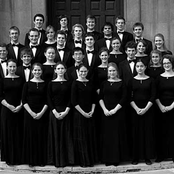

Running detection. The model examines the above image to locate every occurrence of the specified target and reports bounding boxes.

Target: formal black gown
[71,80,98,167]
[99,80,129,164]
[42,64,55,84]
[129,77,156,161]
[155,75,174,160]
[0,77,24,165]
[22,81,48,166]
[108,53,127,67]
[146,66,164,79]
[47,80,74,167]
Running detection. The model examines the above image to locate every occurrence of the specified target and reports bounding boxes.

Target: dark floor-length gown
[22,81,48,166]
[71,80,98,167]
[99,80,129,164]
[155,75,174,160]
[47,80,74,167]
[0,77,24,165]
[129,77,156,161]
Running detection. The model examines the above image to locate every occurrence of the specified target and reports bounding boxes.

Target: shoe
[145,159,152,165]
[131,160,138,165]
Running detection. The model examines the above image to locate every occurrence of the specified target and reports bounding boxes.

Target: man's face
[34,16,44,29]
[0,47,8,60]
[28,31,39,45]
[116,19,125,31]
[86,18,95,30]
[103,25,112,36]
[133,26,143,37]
[85,36,95,47]
[56,34,66,46]
[9,29,19,42]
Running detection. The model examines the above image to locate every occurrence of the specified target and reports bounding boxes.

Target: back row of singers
[5,14,172,68]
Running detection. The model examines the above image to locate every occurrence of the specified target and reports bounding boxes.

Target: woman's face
[111,39,121,51]
[108,66,117,79]
[99,51,109,63]
[44,48,55,61]
[55,64,66,76]
[78,66,88,79]
[135,61,146,75]
[155,36,164,49]
[32,65,42,78]
[7,61,17,75]
[47,28,55,40]
[151,53,160,65]
[137,42,146,54]
[163,58,172,72]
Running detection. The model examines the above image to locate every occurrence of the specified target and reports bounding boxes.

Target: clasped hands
[52,110,68,120]
[8,104,22,113]
[160,103,174,113]
[103,108,117,116]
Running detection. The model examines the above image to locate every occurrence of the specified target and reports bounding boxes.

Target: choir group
[0,13,174,168]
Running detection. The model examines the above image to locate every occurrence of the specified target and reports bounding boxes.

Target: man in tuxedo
[113,16,134,53]
[0,43,8,78]
[119,41,137,86]
[27,28,45,64]
[96,22,114,51]
[67,47,84,82]
[7,26,24,66]
[132,22,153,56]
[66,24,85,51]
[16,48,33,82]
[25,14,47,46]
[86,15,103,41]
[54,30,73,68]
[83,33,100,80]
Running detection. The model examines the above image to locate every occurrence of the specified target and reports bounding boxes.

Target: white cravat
[105,40,111,50]
[1,61,7,77]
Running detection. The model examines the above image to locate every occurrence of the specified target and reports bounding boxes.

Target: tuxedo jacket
[25,29,47,46]
[7,43,25,66]
[113,31,134,52]
[133,38,153,56]
[67,65,78,83]
[0,64,6,79]
[54,47,73,68]
[26,45,45,64]
[119,59,137,86]
[96,38,112,52]
[16,65,32,82]
[66,38,85,51]
[83,49,101,81]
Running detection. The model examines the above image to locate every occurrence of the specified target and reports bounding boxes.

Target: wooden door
[47,0,124,32]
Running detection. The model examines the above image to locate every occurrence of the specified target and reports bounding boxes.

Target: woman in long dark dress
[71,64,98,167]
[109,37,126,66]
[146,50,164,79]
[42,46,56,85]
[130,59,156,165]
[0,59,24,165]
[47,62,74,167]
[99,62,128,166]
[22,63,48,166]
[155,54,174,162]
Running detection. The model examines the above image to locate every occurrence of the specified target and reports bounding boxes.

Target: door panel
[47,0,123,32]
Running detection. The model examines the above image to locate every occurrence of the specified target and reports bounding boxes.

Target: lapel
[0,64,4,78]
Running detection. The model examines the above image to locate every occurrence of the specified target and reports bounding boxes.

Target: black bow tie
[1,60,7,63]
[23,66,31,69]
[12,43,19,46]
[87,50,94,54]
[117,31,124,34]
[58,48,65,52]
[31,45,38,49]
[135,38,141,43]
[75,40,82,44]
[128,59,136,63]
[105,38,112,41]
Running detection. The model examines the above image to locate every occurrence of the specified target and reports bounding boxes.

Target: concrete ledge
[0,160,174,173]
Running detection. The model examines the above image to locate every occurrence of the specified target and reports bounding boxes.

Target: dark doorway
[47,0,124,32]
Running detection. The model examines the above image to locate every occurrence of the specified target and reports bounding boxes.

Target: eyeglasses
[163,62,171,65]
